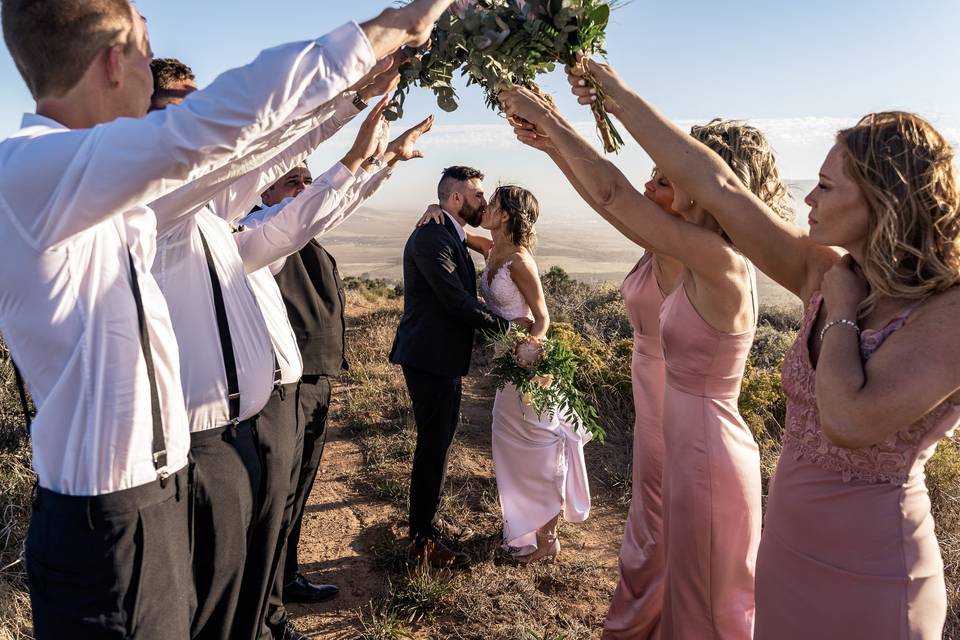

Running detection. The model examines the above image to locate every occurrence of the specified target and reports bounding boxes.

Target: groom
[390,166,511,567]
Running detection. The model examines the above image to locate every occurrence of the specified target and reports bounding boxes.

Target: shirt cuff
[325,162,357,191]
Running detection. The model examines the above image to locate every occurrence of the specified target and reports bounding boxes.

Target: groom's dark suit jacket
[390,215,508,378]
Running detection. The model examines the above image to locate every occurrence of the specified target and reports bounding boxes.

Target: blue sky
[1,0,958,216]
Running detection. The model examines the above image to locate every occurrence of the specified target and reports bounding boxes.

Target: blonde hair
[838,111,960,314]
[2,0,134,99]
[690,119,793,222]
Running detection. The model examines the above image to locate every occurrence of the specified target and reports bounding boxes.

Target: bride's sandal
[515,536,560,565]
[514,515,561,565]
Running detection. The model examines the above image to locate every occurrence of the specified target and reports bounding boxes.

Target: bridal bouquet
[385,0,624,153]
[488,327,604,441]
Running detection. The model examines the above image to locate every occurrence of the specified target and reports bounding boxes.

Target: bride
[420,185,591,563]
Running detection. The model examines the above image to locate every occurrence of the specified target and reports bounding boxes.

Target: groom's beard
[461,201,483,227]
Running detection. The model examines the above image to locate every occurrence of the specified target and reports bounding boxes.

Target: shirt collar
[441,208,466,242]
[20,112,68,131]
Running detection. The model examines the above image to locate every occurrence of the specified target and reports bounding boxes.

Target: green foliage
[486,325,603,441]
[387,0,624,151]
[393,567,456,622]
[356,602,414,640]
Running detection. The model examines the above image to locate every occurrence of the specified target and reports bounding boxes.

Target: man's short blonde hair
[2,0,134,99]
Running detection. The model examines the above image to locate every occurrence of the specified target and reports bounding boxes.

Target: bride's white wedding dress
[480,258,592,555]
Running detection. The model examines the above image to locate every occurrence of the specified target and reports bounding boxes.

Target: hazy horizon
[323,181,817,308]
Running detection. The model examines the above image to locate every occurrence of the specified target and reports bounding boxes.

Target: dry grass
[342,272,960,638]
[1,271,958,639]
[0,343,34,640]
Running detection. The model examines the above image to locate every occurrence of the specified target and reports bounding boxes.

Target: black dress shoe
[282,573,339,604]
[277,622,311,640]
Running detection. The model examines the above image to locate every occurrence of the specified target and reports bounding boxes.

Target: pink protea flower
[514,336,544,369]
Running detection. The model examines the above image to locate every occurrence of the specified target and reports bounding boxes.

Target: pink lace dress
[757,292,960,639]
[603,254,667,639]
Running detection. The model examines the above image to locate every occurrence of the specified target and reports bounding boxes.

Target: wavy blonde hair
[838,111,960,313]
[690,119,793,222]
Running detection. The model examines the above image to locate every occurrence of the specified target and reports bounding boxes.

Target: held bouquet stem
[386,0,625,153]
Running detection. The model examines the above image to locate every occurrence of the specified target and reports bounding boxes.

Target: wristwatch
[352,93,369,111]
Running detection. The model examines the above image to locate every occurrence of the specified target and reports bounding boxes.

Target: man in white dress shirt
[0,0,454,637]
[148,58,399,640]
[235,114,435,640]
[148,59,397,640]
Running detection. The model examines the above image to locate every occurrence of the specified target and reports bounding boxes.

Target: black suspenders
[11,359,32,430]
[127,251,169,479]
[10,251,170,482]
[198,229,242,424]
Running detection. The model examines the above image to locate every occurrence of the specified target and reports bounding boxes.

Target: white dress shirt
[443,209,467,242]
[237,159,394,383]
[0,22,375,496]
[150,94,364,432]
[152,210,276,432]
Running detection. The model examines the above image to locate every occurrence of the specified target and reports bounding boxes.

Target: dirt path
[287,373,627,639]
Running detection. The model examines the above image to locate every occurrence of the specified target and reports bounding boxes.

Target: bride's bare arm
[466,232,494,256]
[566,58,838,300]
[509,252,549,340]
[416,204,494,255]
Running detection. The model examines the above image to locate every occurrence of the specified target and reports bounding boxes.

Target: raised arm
[567,59,838,299]
[412,227,509,333]
[233,98,391,272]
[2,23,376,250]
[499,87,738,283]
[515,126,647,248]
[416,204,496,256]
[204,59,405,225]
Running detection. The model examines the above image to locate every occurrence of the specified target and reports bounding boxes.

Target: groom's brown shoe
[433,517,475,542]
[408,539,470,569]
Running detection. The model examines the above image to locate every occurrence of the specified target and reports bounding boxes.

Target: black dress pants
[402,366,463,542]
[26,467,193,640]
[235,382,303,640]
[282,375,332,585]
[190,421,261,640]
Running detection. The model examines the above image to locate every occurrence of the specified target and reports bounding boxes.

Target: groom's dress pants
[403,366,463,541]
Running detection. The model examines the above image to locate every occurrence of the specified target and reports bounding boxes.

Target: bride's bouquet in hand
[488,326,604,441]
[385,0,624,152]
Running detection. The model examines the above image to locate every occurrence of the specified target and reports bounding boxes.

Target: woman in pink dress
[568,59,960,638]
[500,98,791,637]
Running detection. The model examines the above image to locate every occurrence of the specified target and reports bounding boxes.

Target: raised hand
[511,117,554,153]
[566,56,625,112]
[361,0,455,59]
[821,254,869,320]
[385,114,435,166]
[498,87,556,130]
[416,203,446,227]
[342,96,391,174]
[355,55,403,103]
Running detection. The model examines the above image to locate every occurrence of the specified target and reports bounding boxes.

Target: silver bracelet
[819,318,860,342]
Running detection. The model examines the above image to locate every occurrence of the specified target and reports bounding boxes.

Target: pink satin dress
[658,270,762,639]
[757,293,960,639]
[603,254,667,639]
